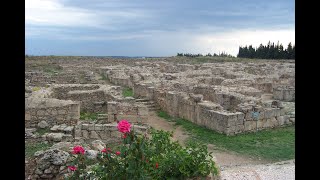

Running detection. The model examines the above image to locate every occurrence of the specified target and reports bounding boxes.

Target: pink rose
[71,146,85,155]
[68,166,77,171]
[117,120,131,133]
[116,151,121,156]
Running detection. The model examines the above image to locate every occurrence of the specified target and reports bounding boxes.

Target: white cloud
[25,0,102,27]
[25,0,147,28]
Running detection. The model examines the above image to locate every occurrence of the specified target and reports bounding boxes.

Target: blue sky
[25,0,295,56]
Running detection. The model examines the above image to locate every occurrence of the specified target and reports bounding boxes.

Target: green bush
[80,112,98,121]
[65,123,217,179]
[122,87,133,97]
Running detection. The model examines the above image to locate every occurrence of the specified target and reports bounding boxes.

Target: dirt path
[143,111,270,169]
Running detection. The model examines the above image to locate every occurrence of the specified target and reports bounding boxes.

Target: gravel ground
[220,160,295,180]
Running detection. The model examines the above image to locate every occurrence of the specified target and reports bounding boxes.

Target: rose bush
[65,119,218,179]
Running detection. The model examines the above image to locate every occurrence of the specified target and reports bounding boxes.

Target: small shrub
[80,112,98,121]
[122,87,133,97]
[32,87,41,91]
[35,128,50,136]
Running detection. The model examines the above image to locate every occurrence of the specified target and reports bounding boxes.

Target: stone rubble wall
[107,101,149,122]
[25,98,80,128]
[66,90,106,113]
[75,123,148,144]
[273,86,295,102]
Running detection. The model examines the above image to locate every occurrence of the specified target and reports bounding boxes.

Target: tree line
[237,41,295,59]
[177,52,234,58]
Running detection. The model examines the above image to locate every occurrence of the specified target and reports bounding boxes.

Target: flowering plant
[65,119,218,179]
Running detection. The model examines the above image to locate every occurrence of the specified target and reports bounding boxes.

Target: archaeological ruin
[25,56,295,179]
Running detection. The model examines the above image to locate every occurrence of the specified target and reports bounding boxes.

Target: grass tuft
[122,87,133,97]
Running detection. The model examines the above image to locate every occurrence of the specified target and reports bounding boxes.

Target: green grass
[157,111,295,161]
[35,128,50,136]
[25,142,53,158]
[122,87,133,97]
[80,111,98,121]
[99,73,108,80]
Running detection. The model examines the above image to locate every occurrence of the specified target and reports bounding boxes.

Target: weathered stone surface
[82,130,89,139]
[38,120,49,129]
[46,133,64,142]
[91,140,106,151]
[85,150,98,159]
[90,131,100,139]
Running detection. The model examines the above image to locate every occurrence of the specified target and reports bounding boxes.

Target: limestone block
[235,124,245,132]
[88,124,95,131]
[82,130,89,139]
[104,124,118,131]
[50,125,60,132]
[264,109,275,119]
[38,121,49,129]
[94,124,104,131]
[237,113,245,121]
[245,111,253,120]
[25,113,31,120]
[270,117,278,127]
[289,118,295,124]
[274,108,281,117]
[90,131,100,139]
[244,121,256,131]
[277,116,285,126]
[58,109,67,115]
[99,131,111,140]
[37,110,45,116]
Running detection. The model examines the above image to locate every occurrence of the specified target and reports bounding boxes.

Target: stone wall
[25,98,80,128]
[132,84,293,135]
[107,101,149,122]
[51,84,112,113]
[273,86,295,102]
[66,90,106,113]
[75,123,148,144]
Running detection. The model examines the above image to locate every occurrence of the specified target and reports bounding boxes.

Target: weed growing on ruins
[122,87,133,97]
[25,142,53,158]
[80,112,98,121]
[35,128,50,136]
[157,110,173,121]
[32,87,41,92]
[99,73,107,80]
[158,111,295,161]
[65,120,218,179]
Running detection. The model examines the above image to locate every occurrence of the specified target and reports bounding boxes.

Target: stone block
[277,116,285,126]
[244,121,256,131]
[90,131,100,139]
[270,117,278,127]
[88,124,95,131]
[104,124,118,131]
[99,131,111,140]
[82,130,89,139]
[82,124,89,130]
[94,124,104,131]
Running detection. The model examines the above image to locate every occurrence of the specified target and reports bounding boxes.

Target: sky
[25,0,295,57]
